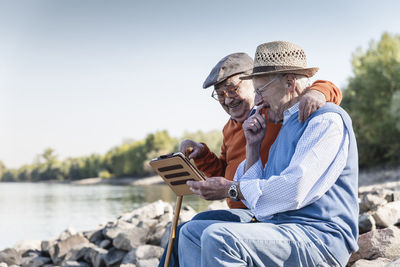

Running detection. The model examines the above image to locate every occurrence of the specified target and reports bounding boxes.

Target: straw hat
[240,41,319,80]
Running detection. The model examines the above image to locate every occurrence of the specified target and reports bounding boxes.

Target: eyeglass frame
[211,80,243,101]
[254,74,282,95]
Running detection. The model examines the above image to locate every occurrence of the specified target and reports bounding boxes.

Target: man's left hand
[187,177,232,200]
[298,90,326,122]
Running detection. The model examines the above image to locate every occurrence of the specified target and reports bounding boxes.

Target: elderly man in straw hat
[180,41,358,266]
[159,53,342,266]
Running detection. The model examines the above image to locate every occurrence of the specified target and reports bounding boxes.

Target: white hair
[295,74,311,91]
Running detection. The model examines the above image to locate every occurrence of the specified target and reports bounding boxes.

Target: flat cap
[203,53,253,89]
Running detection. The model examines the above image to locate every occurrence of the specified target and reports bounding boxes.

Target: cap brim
[240,67,319,80]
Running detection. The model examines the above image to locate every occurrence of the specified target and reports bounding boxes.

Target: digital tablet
[149,152,206,196]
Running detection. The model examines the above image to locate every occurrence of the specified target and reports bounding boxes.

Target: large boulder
[359,213,376,234]
[373,201,400,228]
[21,256,52,267]
[178,206,197,223]
[112,227,149,251]
[359,194,387,213]
[349,226,400,264]
[121,245,163,265]
[13,240,42,254]
[63,243,107,266]
[103,220,136,240]
[48,233,89,264]
[0,248,21,266]
[102,247,126,267]
[118,201,171,222]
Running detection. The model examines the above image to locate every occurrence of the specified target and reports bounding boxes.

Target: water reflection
[0,182,211,250]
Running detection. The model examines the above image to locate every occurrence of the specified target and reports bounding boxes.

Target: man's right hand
[179,139,205,160]
[243,106,267,147]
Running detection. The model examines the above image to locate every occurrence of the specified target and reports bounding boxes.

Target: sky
[1,0,400,168]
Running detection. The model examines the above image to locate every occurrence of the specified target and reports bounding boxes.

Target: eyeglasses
[254,75,280,95]
[211,80,243,101]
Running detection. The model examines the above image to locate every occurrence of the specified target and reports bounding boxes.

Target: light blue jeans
[178,212,342,266]
[158,209,254,267]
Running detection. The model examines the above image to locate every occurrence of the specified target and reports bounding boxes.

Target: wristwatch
[228,182,240,201]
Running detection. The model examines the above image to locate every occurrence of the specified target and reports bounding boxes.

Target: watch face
[229,184,238,199]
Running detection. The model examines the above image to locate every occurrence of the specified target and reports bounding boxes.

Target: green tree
[0,160,6,181]
[180,130,223,155]
[342,32,400,167]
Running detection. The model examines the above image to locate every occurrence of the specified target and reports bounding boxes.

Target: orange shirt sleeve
[310,80,342,105]
[193,142,226,177]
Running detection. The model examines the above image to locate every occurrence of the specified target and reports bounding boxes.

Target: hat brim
[240,67,319,80]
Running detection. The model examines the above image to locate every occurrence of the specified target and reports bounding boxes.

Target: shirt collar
[283,102,300,125]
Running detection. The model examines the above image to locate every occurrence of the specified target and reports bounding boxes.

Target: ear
[284,74,296,93]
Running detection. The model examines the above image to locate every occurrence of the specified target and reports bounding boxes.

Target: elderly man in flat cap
[179,41,358,266]
[159,53,341,266]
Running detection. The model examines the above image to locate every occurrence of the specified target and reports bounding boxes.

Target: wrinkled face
[253,74,287,123]
[214,74,255,123]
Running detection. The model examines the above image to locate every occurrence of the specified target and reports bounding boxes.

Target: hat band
[252,65,303,74]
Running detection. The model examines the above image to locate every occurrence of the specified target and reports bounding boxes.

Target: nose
[224,96,234,105]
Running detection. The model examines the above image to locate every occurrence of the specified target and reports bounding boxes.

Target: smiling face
[214,74,255,123]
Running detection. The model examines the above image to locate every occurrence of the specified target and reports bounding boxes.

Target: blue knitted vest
[264,103,359,265]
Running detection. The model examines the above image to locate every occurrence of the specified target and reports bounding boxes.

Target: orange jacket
[194,80,342,209]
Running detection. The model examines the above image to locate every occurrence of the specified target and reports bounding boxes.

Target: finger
[253,114,266,129]
[298,100,306,122]
[187,180,202,190]
[304,104,313,120]
[185,146,193,157]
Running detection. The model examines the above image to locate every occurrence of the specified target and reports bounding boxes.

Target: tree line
[1,32,400,182]
[0,130,222,182]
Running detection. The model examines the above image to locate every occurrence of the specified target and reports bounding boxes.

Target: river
[0,182,210,250]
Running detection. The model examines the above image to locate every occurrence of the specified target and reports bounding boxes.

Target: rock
[21,256,52,267]
[387,257,400,266]
[61,260,89,267]
[119,201,171,222]
[160,222,172,249]
[207,200,229,210]
[349,226,400,264]
[99,239,112,249]
[103,247,126,267]
[351,257,392,266]
[120,245,163,265]
[62,242,107,267]
[41,240,53,256]
[103,220,135,240]
[179,206,196,223]
[48,233,89,264]
[373,201,400,228]
[13,240,42,254]
[135,245,163,260]
[359,213,376,234]
[137,219,158,231]
[112,227,149,251]
[147,213,173,246]
[59,228,78,241]
[63,243,98,262]
[84,228,104,244]
[359,194,387,213]
[136,258,159,267]
[0,248,21,265]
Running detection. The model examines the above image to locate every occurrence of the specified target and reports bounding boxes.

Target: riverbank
[33,165,400,188]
